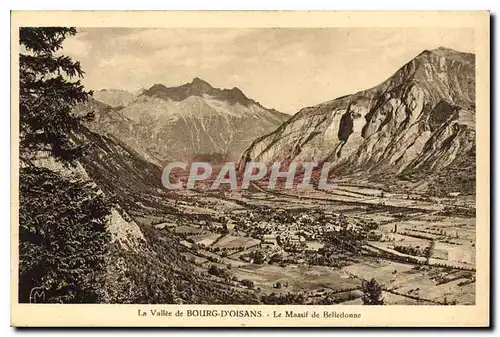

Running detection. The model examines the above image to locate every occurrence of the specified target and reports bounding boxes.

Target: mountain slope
[75,98,164,166]
[71,127,260,304]
[240,47,476,195]
[84,79,289,163]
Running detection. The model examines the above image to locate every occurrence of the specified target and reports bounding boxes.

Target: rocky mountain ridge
[85,79,289,163]
[240,47,476,195]
[93,88,145,108]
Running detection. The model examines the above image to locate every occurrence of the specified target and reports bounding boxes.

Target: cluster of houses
[169,205,368,264]
[251,210,362,254]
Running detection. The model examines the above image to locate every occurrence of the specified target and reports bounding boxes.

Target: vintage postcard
[11,11,490,327]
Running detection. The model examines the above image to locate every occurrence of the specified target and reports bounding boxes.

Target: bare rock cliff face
[240,47,475,192]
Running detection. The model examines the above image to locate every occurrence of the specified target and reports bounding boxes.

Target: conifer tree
[361,278,384,305]
[18,27,111,303]
[19,27,92,164]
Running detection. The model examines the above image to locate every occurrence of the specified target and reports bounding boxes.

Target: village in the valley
[133,181,476,305]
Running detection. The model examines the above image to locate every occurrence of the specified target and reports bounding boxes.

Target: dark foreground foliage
[19,166,111,302]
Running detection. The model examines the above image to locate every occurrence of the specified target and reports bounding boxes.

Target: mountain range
[82,47,476,196]
[84,78,289,163]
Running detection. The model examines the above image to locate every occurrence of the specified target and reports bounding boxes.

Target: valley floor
[127,181,476,305]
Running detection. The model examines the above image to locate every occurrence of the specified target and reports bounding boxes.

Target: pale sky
[62,28,475,114]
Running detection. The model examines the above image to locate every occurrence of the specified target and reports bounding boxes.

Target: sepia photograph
[10,11,490,327]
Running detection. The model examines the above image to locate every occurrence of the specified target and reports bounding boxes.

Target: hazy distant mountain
[74,97,164,166]
[240,47,476,195]
[85,78,289,163]
[93,88,144,108]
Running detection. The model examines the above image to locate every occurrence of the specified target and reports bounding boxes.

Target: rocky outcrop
[240,47,475,193]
